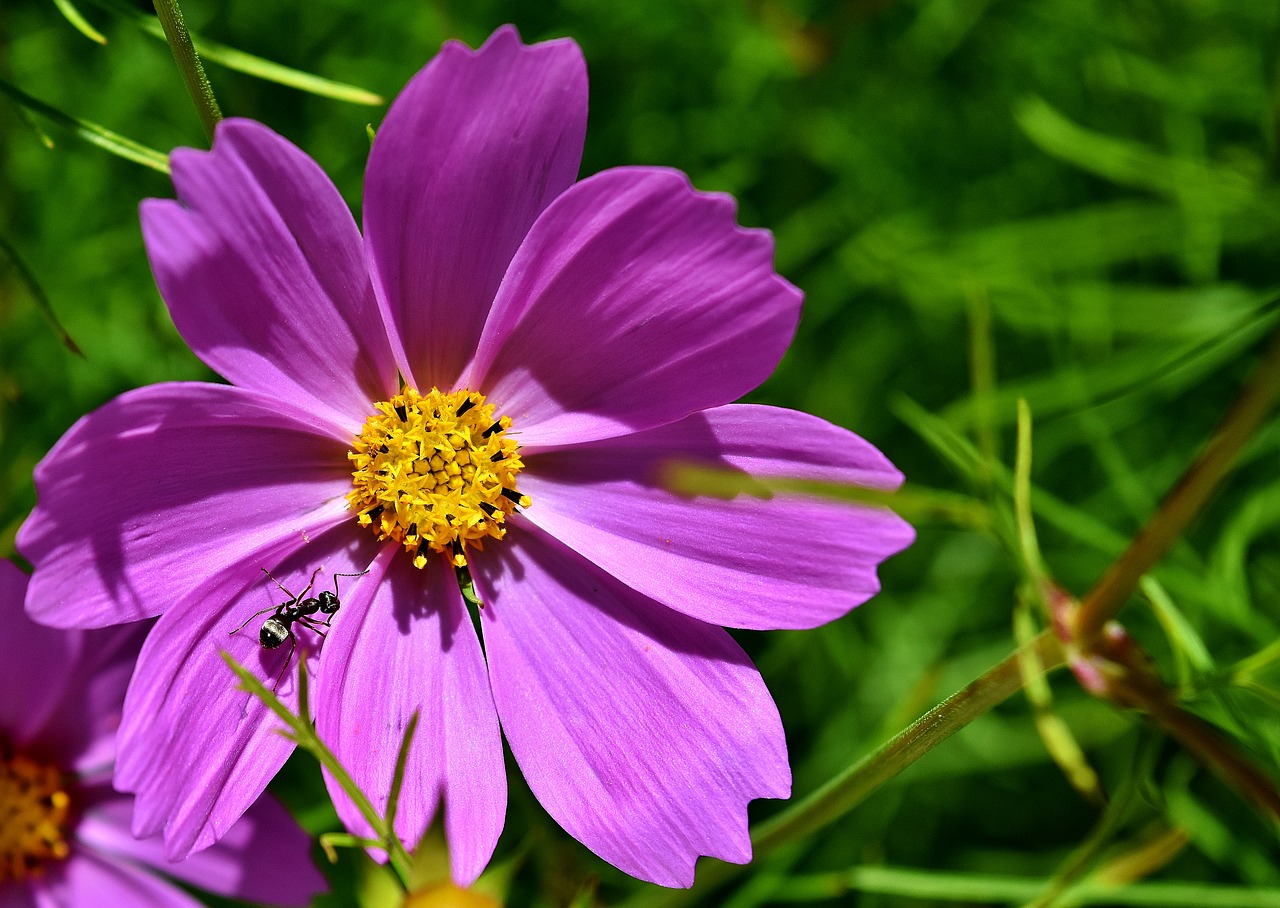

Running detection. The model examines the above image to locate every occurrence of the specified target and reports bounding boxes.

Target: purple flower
[0,560,324,907]
[18,26,913,888]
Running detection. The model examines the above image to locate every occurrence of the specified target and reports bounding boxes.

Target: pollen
[0,743,73,882]
[348,387,529,569]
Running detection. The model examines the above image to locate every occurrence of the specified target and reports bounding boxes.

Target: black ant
[230,566,369,691]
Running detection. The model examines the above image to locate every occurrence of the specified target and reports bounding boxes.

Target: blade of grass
[87,0,383,105]
[662,462,993,531]
[1015,598,1103,807]
[319,831,384,864]
[0,234,82,356]
[895,394,1211,602]
[1077,326,1280,642]
[384,711,419,836]
[50,0,107,44]
[0,76,170,173]
[222,652,413,888]
[774,865,1280,906]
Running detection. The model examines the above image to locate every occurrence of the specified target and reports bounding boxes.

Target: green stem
[151,0,221,140]
[1075,325,1280,644]
[755,629,1063,852]
[765,866,1280,906]
[222,654,414,888]
[631,630,1065,907]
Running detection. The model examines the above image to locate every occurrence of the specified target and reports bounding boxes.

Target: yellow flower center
[348,388,529,569]
[0,743,73,882]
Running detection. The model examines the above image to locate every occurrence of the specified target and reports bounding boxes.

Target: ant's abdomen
[260,619,290,649]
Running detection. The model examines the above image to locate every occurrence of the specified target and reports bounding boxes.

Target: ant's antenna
[329,568,370,600]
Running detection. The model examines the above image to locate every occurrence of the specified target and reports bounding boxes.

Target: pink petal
[28,622,149,776]
[473,522,789,888]
[143,118,396,432]
[465,167,802,449]
[315,546,505,886]
[0,562,75,748]
[520,405,914,630]
[18,382,352,629]
[76,792,325,906]
[0,604,133,801]
[1,879,38,907]
[365,25,586,390]
[115,526,370,860]
[31,850,203,908]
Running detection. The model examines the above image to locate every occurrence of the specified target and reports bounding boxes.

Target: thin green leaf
[662,462,993,531]
[742,633,1064,885]
[942,301,1277,431]
[319,831,384,863]
[0,76,169,173]
[1014,597,1104,809]
[455,563,484,610]
[772,866,1280,906]
[1022,768,1155,908]
[87,0,383,106]
[13,103,57,149]
[221,652,414,888]
[1234,637,1280,681]
[384,711,419,835]
[0,234,82,357]
[1015,95,1255,208]
[1142,577,1214,691]
[51,0,107,44]
[295,649,313,727]
[1091,826,1191,887]
[892,394,982,482]
[1237,679,1280,711]
[894,395,1210,603]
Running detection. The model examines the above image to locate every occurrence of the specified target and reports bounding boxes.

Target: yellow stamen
[0,744,73,882]
[348,388,529,568]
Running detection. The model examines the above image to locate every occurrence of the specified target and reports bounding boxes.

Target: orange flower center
[348,387,529,569]
[0,743,72,882]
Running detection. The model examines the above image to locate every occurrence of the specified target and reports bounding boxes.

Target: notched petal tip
[470,164,805,448]
[459,22,586,67]
[476,522,790,888]
[366,23,587,391]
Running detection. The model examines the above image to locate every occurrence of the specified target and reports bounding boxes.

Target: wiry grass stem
[151,0,221,140]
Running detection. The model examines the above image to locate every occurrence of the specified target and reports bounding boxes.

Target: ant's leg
[297,565,323,600]
[297,616,330,639]
[260,567,300,602]
[230,604,283,636]
[271,635,298,693]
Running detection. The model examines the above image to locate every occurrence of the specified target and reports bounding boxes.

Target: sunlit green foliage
[3,0,1280,904]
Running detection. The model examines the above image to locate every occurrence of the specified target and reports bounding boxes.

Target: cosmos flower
[0,560,324,907]
[18,26,913,888]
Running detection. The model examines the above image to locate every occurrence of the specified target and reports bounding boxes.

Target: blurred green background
[4,0,1280,905]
